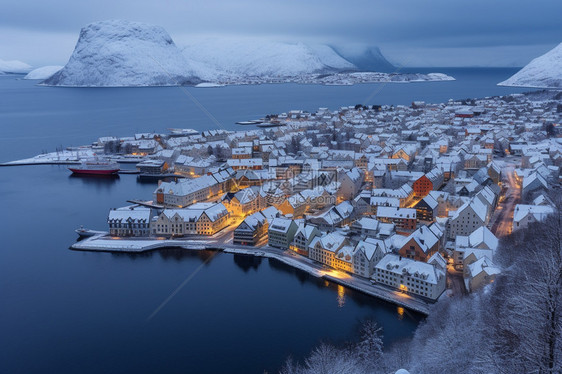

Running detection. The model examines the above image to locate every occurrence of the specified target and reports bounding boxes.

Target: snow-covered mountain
[24,66,63,80]
[0,59,32,74]
[43,20,200,87]
[332,45,395,73]
[498,43,562,88]
[180,38,356,80]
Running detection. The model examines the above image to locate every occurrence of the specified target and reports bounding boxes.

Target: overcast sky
[0,0,560,67]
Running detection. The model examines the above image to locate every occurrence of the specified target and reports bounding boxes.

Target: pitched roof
[513,204,555,223]
[375,254,444,285]
[468,226,499,251]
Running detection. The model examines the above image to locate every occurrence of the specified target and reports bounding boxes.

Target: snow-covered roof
[108,206,152,222]
[513,204,555,223]
[468,226,499,251]
[467,257,500,278]
[269,217,295,233]
[377,207,416,220]
[375,254,444,285]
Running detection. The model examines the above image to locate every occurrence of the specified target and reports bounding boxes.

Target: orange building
[397,224,443,262]
[412,175,433,197]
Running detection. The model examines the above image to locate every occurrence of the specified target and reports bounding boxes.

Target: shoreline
[70,234,431,315]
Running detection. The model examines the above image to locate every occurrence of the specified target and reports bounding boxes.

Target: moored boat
[69,160,120,175]
[75,226,107,238]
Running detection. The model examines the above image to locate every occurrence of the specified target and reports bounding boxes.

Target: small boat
[75,226,106,238]
[111,155,145,164]
[69,160,120,175]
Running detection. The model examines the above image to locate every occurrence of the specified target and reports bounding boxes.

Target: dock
[118,169,140,174]
[0,160,80,167]
[71,234,211,252]
[137,173,183,182]
[126,200,165,209]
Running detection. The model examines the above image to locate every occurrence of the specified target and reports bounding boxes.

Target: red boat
[69,160,120,175]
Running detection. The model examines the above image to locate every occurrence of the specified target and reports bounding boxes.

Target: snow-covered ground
[43,20,200,87]
[194,82,225,88]
[1,149,96,165]
[71,235,214,252]
[24,65,63,80]
[498,43,562,88]
[204,71,455,86]
[314,72,455,85]
[181,38,355,81]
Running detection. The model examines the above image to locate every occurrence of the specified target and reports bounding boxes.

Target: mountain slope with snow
[0,59,32,74]
[43,20,200,87]
[498,43,562,88]
[181,38,356,80]
[25,66,63,80]
[332,45,395,73]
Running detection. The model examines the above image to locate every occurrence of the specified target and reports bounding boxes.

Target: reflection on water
[397,307,405,320]
[337,285,346,308]
[158,248,217,263]
[68,173,120,186]
[104,248,218,263]
[233,253,262,272]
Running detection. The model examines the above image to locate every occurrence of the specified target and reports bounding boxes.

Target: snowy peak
[43,20,200,87]
[0,58,32,74]
[181,38,356,80]
[24,66,63,80]
[498,43,562,88]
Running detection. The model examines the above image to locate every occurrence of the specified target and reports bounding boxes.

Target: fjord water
[0,68,525,374]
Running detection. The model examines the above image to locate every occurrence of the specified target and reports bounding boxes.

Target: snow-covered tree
[356,319,384,365]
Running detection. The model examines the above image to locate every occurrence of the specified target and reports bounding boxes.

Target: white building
[151,203,230,236]
[108,206,153,237]
[373,254,446,300]
[447,198,488,239]
[308,232,348,268]
[268,218,298,249]
[512,204,555,232]
[453,226,499,267]
[352,238,390,278]
[154,175,219,208]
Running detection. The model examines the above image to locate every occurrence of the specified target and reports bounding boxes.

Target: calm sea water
[0,68,526,374]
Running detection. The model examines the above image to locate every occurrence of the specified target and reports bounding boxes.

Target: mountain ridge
[498,43,562,88]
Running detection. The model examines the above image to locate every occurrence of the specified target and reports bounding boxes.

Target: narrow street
[447,265,467,296]
[489,161,521,237]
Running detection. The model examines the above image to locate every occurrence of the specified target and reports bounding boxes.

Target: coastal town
[12,90,561,314]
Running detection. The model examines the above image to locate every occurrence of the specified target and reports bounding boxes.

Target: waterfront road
[223,244,432,315]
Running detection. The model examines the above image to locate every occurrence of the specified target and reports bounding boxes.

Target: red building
[413,175,433,197]
[397,224,442,262]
